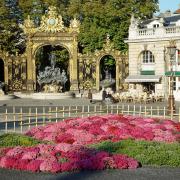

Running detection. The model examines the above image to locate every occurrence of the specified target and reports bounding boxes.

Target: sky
[158,0,180,12]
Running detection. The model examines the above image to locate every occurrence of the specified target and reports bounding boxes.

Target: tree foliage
[0,0,25,53]
[66,0,159,53]
[0,0,159,54]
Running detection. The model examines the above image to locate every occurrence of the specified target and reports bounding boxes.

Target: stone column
[7,59,12,91]
[70,34,79,91]
[96,60,100,91]
[26,40,34,92]
[116,59,120,91]
[4,62,8,85]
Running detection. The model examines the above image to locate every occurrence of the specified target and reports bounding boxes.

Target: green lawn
[90,139,180,167]
[0,133,42,147]
[1,134,180,167]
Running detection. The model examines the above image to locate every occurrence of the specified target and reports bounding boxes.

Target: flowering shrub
[0,114,180,173]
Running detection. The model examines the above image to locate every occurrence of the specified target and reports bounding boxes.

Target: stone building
[125,8,180,101]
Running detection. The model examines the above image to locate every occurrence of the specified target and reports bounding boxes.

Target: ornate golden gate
[78,37,129,91]
[21,6,80,91]
[2,6,128,93]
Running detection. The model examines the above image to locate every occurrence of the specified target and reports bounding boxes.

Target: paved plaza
[0,96,179,108]
[0,166,180,180]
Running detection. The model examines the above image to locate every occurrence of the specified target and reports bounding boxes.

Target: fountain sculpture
[13,51,72,99]
[37,53,68,93]
[100,66,115,89]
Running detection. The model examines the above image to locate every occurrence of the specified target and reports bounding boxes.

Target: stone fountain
[15,52,72,99]
[33,52,71,99]
[100,67,115,89]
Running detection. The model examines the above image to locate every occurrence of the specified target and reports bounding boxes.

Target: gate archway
[99,55,116,91]
[96,53,120,91]
[0,59,5,83]
[21,6,80,92]
[95,37,125,91]
[78,36,129,92]
[35,44,70,92]
[0,51,9,87]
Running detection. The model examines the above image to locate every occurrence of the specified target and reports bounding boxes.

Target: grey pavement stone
[0,98,92,107]
[0,166,180,180]
[0,97,179,107]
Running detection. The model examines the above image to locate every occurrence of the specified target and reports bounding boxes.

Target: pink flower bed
[26,114,180,144]
[0,114,180,173]
[0,144,139,173]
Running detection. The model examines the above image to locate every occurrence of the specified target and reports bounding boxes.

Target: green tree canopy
[66,0,159,53]
[0,0,159,54]
[0,0,25,53]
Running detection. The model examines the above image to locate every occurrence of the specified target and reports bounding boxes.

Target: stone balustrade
[129,26,180,40]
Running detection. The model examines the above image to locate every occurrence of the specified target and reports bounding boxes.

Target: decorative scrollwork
[15,68,19,75]
[20,15,36,35]
[83,80,94,90]
[12,80,22,90]
[21,73,26,80]
[13,59,20,66]
[69,17,80,33]
[92,72,96,79]
[103,34,114,52]
[39,6,65,33]
[8,74,12,80]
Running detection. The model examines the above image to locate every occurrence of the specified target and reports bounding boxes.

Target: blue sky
[158,0,179,12]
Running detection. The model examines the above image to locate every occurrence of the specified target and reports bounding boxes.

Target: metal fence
[0,104,180,134]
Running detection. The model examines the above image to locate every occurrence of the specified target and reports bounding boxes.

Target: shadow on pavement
[0,167,180,180]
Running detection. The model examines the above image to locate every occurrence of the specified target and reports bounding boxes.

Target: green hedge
[90,139,180,167]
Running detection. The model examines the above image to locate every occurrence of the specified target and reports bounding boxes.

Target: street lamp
[167,40,176,114]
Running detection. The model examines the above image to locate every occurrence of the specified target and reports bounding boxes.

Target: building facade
[126,9,180,101]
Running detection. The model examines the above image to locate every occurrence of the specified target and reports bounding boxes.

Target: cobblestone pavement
[0,166,180,180]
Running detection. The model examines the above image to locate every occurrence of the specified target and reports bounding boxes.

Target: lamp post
[167,40,176,114]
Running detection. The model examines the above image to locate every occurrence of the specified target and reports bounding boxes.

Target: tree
[5,0,22,22]
[19,0,45,21]
[66,0,159,53]
[0,0,159,54]
[0,0,25,53]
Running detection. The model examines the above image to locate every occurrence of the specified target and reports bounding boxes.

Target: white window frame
[141,51,155,64]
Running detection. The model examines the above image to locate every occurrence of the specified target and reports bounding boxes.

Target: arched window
[141,50,155,63]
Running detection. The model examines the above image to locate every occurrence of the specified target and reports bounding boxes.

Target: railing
[138,29,155,36]
[0,105,180,134]
[129,26,180,40]
[166,26,180,34]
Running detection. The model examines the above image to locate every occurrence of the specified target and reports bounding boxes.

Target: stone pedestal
[70,80,79,91]
[26,79,34,92]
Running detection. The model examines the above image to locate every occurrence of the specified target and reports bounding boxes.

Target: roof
[174,9,180,14]
[139,14,180,28]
